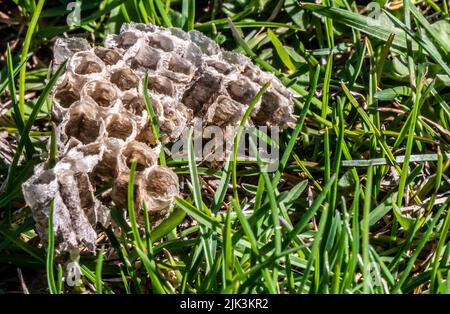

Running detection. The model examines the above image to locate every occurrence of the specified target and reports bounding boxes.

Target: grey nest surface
[22,23,297,254]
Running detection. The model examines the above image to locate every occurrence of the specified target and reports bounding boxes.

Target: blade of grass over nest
[247,138,282,288]
[222,207,233,289]
[95,245,105,294]
[18,0,45,121]
[187,126,215,271]
[187,128,206,213]
[127,160,144,250]
[48,122,57,168]
[232,82,270,202]
[46,200,58,294]
[143,72,165,165]
[210,156,232,213]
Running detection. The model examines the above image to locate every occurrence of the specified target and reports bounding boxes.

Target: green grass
[0,0,450,294]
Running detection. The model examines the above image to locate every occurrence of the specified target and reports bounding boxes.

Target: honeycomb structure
[22,23,296,253]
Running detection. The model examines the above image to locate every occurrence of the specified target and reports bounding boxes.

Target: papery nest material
[22,22,297,254]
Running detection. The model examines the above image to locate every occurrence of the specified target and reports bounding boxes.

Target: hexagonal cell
[111,171,141,208]
[105,112,135,141]
[70,51,104,75]
[64,99,103,144]
[121,92,146,117]
[110,67,140,91]
[94,47,122,65]
[168,55,193,76]
[82,80,119,108]
[142,165,179,210]
[53,37,91,68]
[206,96,245,127]
[147,75,175,97]
[136,121,158,146]
[148,33,174,52]
[120,141,157,172]
[226,77,258,105]
[252,91,295,128]
[53,77,80,108]
[181,71,222,114]
[130,43,161,70]
[91,138,122,184]
[159,102,191,142]
[117,31,139,48]
[206,59,233,75]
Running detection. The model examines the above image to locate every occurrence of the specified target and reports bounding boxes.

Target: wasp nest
[22,23,296,254]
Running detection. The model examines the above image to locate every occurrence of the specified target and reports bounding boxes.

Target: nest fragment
[22,23,296,254]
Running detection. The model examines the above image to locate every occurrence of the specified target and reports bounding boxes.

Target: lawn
[0,0,450,294]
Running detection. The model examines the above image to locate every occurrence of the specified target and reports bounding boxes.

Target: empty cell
[148,34,174,52]
[182,71,222,114]
[105,113,133,140]
[143,166,179,200]
[122,92,145,116]
[168,55,192,75]
[54,78,80,108]
[147,75,175,97]
[94,47,122,65]
[110,68,139,91]
[71,52,104,75]
[121,141,157,171]
[117,31,139,48]
[206,59,233,75]
[82,80,118,107]
[64,101,102,144]
[252,91,278,124]
[206,96,244,127]
[111,171,141,208]
[131,45,160,70]
[226,78,257,105]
